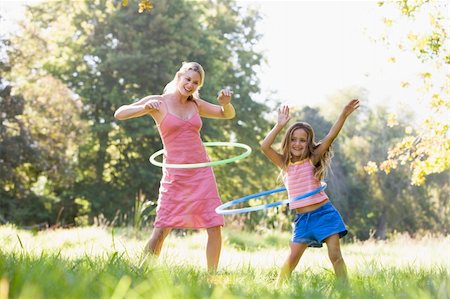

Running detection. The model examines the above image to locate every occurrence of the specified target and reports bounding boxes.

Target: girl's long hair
[280,122,333,181]
[163,62,205,101]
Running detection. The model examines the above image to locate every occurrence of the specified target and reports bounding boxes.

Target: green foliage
[132,189,156,230]
[329,96,447,239]
[0,80,51,224]
[375,0,450,185]
[6,0,271,226]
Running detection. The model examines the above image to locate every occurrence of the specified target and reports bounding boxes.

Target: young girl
[261,99,359,284]
[114,62,235,271]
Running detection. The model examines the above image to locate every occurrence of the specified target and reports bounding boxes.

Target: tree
[0,78,49,224]
[1,0,92,225]
[372,0,449,185]
[8,0,273,225]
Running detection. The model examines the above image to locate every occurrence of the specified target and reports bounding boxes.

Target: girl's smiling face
[290,128,308,161]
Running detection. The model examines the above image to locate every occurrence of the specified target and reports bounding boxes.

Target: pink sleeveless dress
[153,101,225,228]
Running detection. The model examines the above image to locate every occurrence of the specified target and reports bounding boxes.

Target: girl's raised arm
[312,99,360,164]
[261,105,290,169]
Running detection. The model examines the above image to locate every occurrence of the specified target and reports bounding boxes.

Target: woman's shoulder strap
[191,98,200,112]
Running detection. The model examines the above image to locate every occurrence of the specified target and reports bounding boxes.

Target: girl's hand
[343,99,360,117]
[277,105,290,127]
[144,99,162,112]
[217,88,233,106]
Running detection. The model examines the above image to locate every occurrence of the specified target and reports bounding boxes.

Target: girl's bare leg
[324,234,348,282]
[277,242,308,286]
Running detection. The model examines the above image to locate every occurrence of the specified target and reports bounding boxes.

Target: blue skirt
[292,202,347,247]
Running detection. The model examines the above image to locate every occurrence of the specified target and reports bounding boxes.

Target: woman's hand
[144,99,162,112]
[277,105,290,127]
[217,88,233,106]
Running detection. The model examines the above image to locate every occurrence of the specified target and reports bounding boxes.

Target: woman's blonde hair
[163,62,205,101]
[280,122,333,181]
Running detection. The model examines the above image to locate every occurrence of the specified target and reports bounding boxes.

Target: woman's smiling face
[177,69,201,97]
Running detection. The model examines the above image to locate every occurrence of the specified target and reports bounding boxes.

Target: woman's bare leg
[139,227,172,267]
[206,226,222,272]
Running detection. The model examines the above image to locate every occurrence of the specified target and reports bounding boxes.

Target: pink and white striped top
[284,159,328,209]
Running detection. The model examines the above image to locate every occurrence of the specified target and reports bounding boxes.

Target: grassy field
[0,225,449,298]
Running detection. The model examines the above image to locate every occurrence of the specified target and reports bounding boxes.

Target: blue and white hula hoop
[215,182,327,215]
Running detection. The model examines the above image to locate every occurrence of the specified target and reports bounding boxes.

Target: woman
[114,62,235,271]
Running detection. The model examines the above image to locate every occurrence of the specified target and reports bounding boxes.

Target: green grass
[0,225,449,298]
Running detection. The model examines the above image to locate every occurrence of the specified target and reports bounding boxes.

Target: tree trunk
[375,207,387,240]
[95,128,108,184]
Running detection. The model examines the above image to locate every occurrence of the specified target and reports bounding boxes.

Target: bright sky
[1,0,446,120]
[239,0,443,120]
